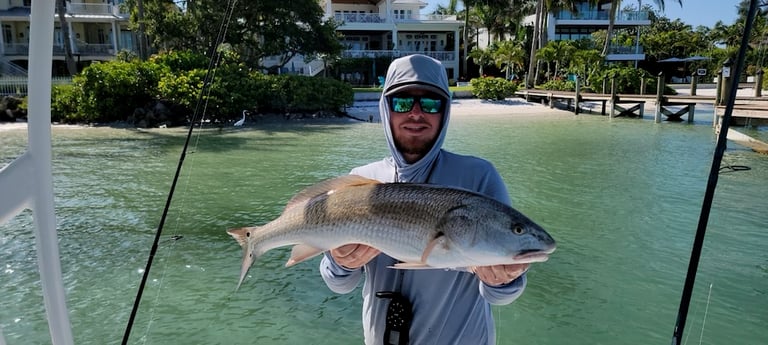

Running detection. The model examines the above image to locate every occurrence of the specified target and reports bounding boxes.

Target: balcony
[2,43,115,57]
[3,43,28,55]
[335,13,386,24]
[605,44,645,61]
[555,10,649,23]
[67,3,114,16]
[75,43,114,56]
[341,50,455,61]
[334,13,460,24]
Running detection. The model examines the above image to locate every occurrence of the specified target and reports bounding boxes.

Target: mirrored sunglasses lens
[392,97,415,113]
[420,98,442,113]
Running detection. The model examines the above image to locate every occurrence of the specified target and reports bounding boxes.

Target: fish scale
[228,175,556,289]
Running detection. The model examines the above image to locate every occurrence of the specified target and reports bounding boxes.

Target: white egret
[234,110,248,126]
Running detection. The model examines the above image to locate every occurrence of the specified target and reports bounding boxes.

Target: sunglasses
[389,95,444,114]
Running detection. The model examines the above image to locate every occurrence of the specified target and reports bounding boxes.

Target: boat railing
[0,1,74,344]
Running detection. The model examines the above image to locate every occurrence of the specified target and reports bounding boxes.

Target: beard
[393,130,439,161]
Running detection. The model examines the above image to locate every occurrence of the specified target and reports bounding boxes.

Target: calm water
[1,109,766,345]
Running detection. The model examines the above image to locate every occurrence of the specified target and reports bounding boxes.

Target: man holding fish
[229,54,555,344]
[318,54,553,345]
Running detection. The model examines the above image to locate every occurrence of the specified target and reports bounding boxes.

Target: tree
[493,40,526,80]
[526,0,579,87]
[468,47,494,76]
[600,0,683,57]
[130,0,343,70]
[56,0,77,75]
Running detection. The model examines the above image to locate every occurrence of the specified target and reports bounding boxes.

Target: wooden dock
[515,88,768,125]
[714,101,768,126]
[514,89,711,122]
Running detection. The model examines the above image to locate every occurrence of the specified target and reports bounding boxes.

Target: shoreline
[0,98,577,132]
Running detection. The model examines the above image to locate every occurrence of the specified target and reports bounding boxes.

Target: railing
[67,3,113,15]
[608,45,644,55]
[0,59,28,76]
[555,10,649,22]
[75,43,114,55]
[334,13,385,23]
[3,43,29,55]
[335,13,459,24]
[394,14,460,22]
[4,43,116,56]
[0,76,72,96]
[341,50,455,61]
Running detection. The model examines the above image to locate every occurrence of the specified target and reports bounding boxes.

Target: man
[319,54,529,345]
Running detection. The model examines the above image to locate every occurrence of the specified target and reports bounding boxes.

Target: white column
[111,21,118,53]
[68,21,76,54]
[453,28,460,80]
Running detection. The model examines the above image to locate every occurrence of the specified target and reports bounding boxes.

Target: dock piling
[655,72,664,123]
[689,73,697,96]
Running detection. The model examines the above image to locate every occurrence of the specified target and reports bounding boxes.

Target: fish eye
[512,224,526,235]
[246,232,251,237]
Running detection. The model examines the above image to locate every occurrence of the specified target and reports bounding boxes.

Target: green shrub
[538,79,575,91]
[588,66,646,94]
[50,51,355,125]
[50,84,82,123]
[157,69,207,112]
[255,74,353,113]
[76,60,163,122]
[763,68,767,90]
[469,77,518,100]
[150,50,209,73]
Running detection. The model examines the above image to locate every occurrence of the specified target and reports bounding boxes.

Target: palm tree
[536,44,557,80]
[494,40,526,79]
[434,0,459,15]
[468,47,494,76]
[56,0,77,75]
[462,0,483,78]
[526,0,579,87]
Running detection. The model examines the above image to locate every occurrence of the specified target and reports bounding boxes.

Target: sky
[424,0,744,29]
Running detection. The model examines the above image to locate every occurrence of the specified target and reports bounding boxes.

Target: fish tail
[227,226,261,290]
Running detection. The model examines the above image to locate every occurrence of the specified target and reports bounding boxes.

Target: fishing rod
[669,1,760,344]
[120,1,240,343]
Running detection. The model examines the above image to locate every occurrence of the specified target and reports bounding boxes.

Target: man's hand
[330,244,381,269]
[472,263,529,286]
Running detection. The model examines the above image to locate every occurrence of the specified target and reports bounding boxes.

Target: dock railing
[0,76,72,96]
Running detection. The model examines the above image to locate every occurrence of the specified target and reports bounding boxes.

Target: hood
[379,54,452,183]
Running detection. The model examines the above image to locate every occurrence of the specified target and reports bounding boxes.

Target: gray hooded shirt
[320,54,526,345]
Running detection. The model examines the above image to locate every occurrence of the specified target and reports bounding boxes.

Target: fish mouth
[513,247,556,263]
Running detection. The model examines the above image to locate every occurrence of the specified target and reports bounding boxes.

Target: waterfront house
[0,0,134,75]
[546,0,651,63]
[269,0,463,83]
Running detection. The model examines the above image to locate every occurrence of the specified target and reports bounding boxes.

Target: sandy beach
[1,98,575,132]
[2,86,762,131]
[346,97,576,122]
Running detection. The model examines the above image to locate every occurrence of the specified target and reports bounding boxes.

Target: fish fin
[285,244,325,267]
[284,175,381,211]
[390,262,436,270]
[227,226,259,248]
[421,232,448,263]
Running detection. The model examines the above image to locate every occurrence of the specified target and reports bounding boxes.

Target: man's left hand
[472,263,529,286]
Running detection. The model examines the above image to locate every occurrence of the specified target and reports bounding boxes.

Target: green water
[1,113,766,345]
